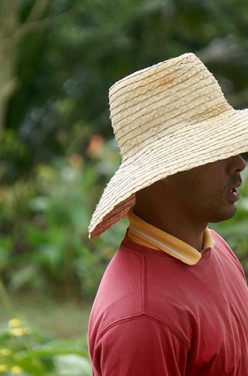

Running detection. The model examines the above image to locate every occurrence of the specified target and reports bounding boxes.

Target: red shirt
[88,230,248,375]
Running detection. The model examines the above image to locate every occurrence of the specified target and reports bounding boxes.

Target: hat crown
[109,53,231,160]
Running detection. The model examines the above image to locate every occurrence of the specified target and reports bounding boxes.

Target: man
[88,53,248,375]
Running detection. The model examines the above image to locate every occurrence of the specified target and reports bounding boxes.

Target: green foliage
[0,317,91,375]
[1,0,248,312]
[2,0,248,183]
[1,138,125,299]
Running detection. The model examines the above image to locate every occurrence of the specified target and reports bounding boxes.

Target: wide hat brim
[89,107,248,239]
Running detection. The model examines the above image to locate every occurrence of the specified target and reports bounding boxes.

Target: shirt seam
[97,313,190,348]
[113,247,189,348]
[119,246,145,310]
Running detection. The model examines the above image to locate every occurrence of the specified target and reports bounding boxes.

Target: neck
[133,208,207,251]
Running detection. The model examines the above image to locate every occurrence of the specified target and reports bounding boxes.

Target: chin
[211,206,237,223]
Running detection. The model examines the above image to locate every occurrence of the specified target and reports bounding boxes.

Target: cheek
[186,178,222,209]
[201,182,223,202]
[195,171,225,197]
[170,170,225,204]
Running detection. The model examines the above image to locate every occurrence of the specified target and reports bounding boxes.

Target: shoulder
[89,313,189,376]
[89,240,191,350]
[88,244,146,343]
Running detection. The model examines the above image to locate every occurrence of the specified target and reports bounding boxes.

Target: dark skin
[134,155,246,251]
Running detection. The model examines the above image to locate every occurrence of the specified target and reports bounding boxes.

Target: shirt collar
[127,210,215,266]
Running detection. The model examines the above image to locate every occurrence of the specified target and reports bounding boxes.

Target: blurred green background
[1,0,248,375]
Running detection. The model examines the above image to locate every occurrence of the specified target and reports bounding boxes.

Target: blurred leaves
[0,317,91,376]
[54,354,91,376]
[0,139,124,299]
[1,0,248,182]
[0,4,248,374]
[0,0,248,302]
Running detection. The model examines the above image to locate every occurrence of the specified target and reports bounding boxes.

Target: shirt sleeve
[91,315,189,376]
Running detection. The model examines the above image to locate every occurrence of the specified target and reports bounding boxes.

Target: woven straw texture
[89,52,248,239]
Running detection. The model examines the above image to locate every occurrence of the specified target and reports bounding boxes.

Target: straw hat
[89,52,248,239]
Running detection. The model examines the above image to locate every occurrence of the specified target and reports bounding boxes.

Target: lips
[227,178,242,202]
[227,189,239,202]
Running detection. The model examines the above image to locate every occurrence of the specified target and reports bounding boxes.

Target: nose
[228,155,247,173]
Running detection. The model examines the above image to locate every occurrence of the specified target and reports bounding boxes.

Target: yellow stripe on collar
[127,210,215,266]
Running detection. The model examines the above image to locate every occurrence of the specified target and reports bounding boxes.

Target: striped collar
[127,210,215,266]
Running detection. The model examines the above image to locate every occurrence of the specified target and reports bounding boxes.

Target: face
[162,155,246,224]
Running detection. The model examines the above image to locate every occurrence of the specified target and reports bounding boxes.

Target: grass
[0,288,93,375]
[0,291,92,340]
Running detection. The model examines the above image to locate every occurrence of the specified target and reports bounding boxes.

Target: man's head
[134,155,246,228]
[89,53,248,239]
